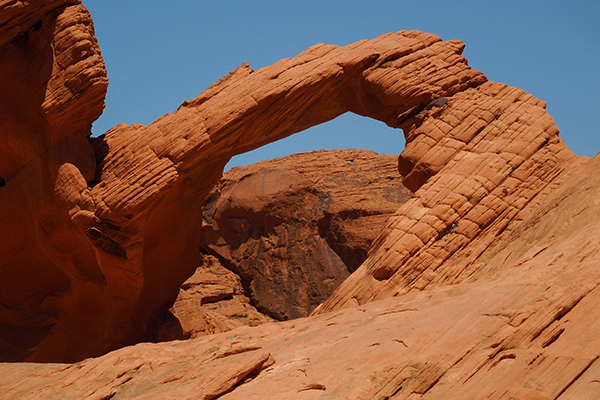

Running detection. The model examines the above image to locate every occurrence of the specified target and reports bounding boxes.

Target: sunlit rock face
[0,0,580,368]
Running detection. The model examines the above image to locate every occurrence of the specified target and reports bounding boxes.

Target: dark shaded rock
[199,149,412,320]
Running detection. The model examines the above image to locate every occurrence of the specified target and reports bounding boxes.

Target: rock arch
[0,2,577,362]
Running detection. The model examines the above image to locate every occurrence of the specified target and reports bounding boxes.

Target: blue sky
[84,1,600,169]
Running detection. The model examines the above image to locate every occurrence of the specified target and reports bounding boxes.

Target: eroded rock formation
[158,149,411,338]
[0,0,108,362]
[199,149,411,320]
[1,0,495,363]
[157,255,271,341]
[0,4,588,391]
[4,153,600,398]
[4,151,600,398]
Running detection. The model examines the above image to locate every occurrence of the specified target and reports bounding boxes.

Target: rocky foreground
[159,149,411,340]
[2,1,600,399]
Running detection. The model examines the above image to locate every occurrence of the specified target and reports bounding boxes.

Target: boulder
[200,149,411,320]
[158,255,271,341]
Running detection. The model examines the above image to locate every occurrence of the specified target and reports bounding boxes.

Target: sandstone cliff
[159,149,411,339]
[199,149,412,321]
[2,0,499,362]
[2,1,600,398]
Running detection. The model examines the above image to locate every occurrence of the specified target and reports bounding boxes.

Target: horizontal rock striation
[0,0,107,362]
[0,0,581,368]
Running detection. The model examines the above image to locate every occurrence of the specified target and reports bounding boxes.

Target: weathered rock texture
[313,79,577,316]
[0,0,108,362]
[4,153,600,398]
[0,0,585,376]
[157,255,271,341]
[200,149,411,320]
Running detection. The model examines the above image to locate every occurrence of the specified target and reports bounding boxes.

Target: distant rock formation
[157,255,271,341]
[0,0,580,370]
[157,149,410,339]
[198,149,412,321]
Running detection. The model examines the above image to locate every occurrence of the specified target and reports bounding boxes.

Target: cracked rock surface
[3,2,600,398]
[198,149,412,321]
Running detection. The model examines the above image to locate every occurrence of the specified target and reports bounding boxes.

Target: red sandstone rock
[158,255,270,341]
[0,0,107,362]
[199,149,411,320]
[2,1,600,399]
[4,156,600,398]
[0,0,583,373]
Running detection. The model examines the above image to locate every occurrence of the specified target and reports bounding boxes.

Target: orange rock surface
[159,149,410,339]
[3,153,600,398]
[0,0,108,362]
[157,255,270,342]
[200,149,411,320]
[1,0,493,362]
[2,3,600,398]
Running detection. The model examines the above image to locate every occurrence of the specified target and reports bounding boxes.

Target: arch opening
[225,112,406,171]
[173,134,413,332]
[155,112,414,340]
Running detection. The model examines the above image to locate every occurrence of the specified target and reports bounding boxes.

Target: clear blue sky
[84,1,600,169]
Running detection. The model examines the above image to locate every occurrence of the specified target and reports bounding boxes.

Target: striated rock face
[199,149,411,320]
[0,0,583,369]
[3,151,600,399]
[0,0,108,362]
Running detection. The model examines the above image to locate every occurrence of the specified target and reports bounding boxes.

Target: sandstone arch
[0,1,578,362]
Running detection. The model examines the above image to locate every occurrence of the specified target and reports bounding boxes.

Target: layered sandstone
[4,149,600,398]
[0,0,583,374]
[159,149,410,338]
[199,149,411,320]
